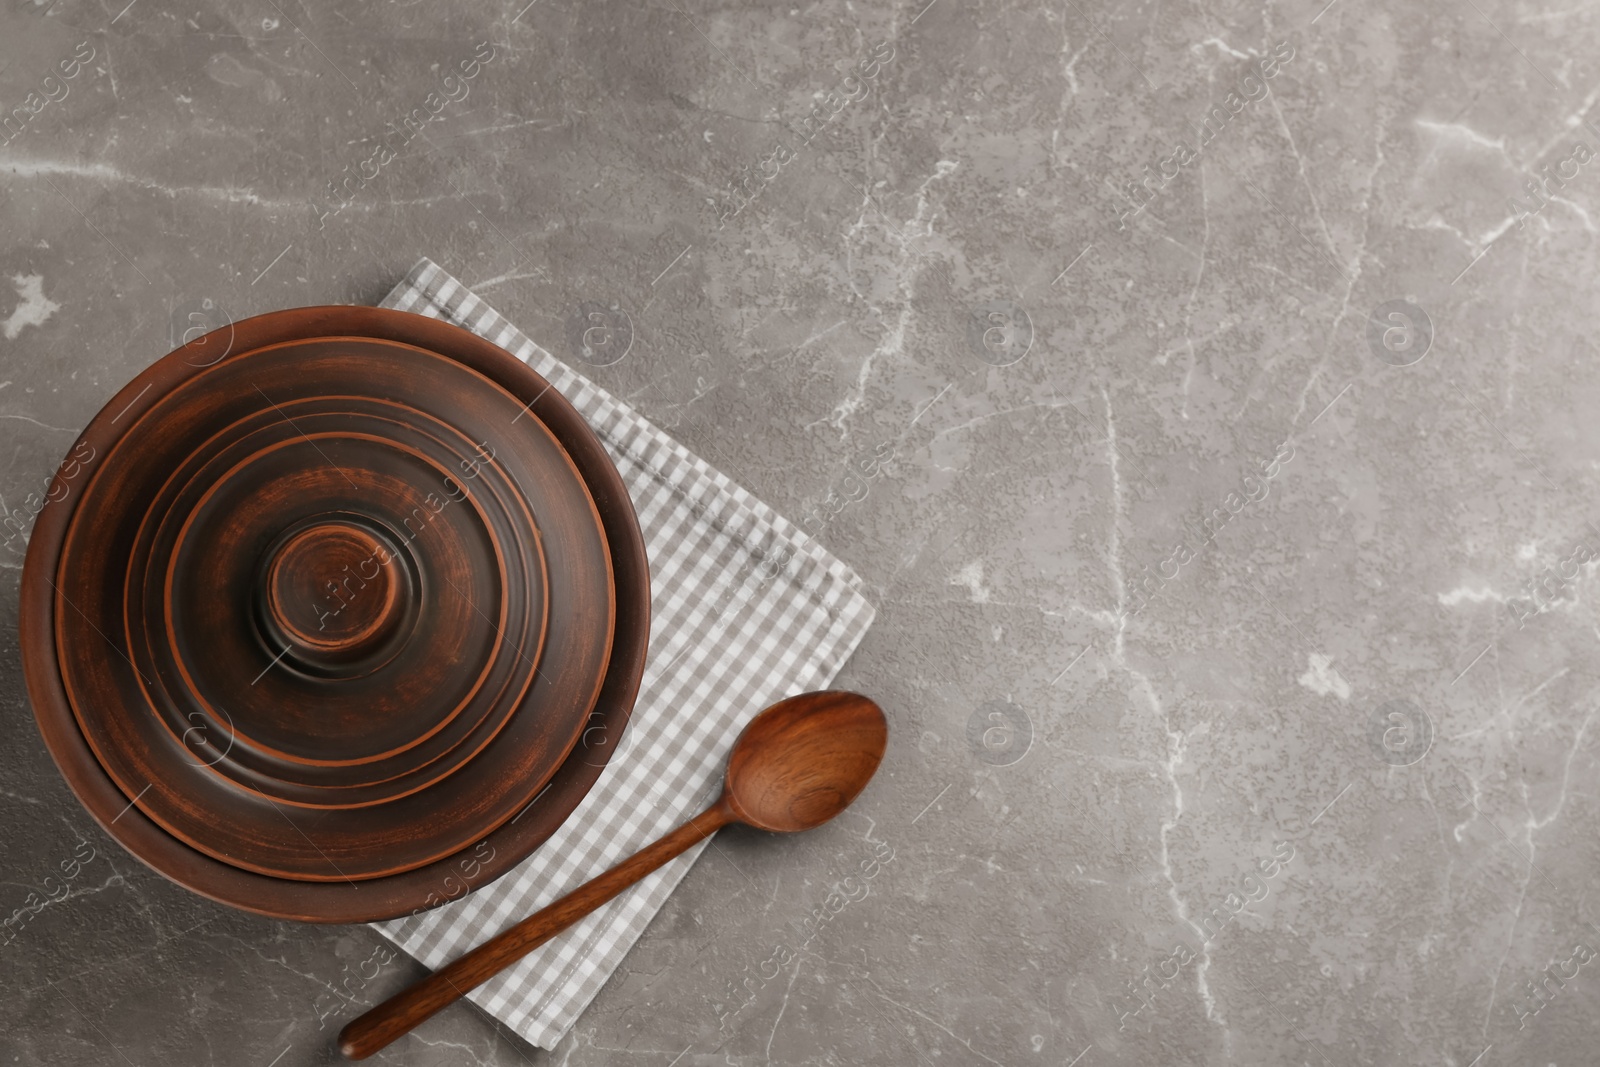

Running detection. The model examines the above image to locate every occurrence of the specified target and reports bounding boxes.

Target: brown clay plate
[21,307,651,920]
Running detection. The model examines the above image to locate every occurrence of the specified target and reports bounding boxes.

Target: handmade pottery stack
[20,308,649,922]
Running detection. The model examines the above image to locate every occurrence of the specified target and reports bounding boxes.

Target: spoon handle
[339,800,734,1060]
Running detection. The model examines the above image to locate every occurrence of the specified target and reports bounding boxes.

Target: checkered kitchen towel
[370,259,876,1048]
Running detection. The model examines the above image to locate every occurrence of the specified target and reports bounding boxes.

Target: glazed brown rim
[20,306,651,922]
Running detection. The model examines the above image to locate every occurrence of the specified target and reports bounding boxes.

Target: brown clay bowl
[20,307,651,921]
[56,336,615,880]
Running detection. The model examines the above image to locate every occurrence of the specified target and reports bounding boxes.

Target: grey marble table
[4,0,1599,1063]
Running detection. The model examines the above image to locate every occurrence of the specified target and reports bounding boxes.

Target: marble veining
[5,0,1600,1063]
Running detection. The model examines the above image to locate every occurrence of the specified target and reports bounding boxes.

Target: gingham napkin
[370,259,876,1049]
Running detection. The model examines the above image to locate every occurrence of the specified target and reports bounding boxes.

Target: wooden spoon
[338,690,889,1059]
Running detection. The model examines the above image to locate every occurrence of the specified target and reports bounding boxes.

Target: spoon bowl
[724,691,888,833]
